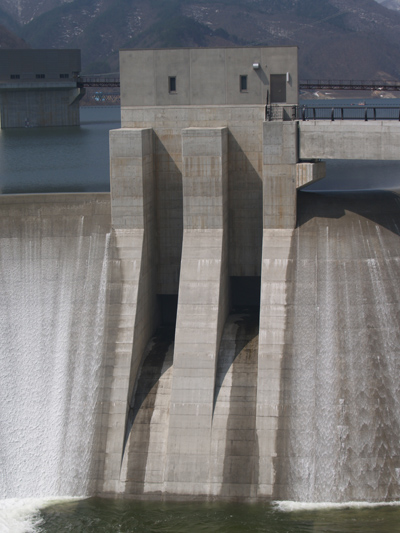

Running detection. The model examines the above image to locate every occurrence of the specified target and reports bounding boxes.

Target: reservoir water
[1,103,400,532]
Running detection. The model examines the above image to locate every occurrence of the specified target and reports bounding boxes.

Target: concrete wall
[95,46,301,500]
[121,106,266,289]
[99,128,158,495]
[120,47,298,107]
[0,87,83,128]
[299,121,400,160]
[164,127,229,496]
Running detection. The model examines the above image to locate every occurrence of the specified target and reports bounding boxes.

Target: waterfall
[0,214,109,499]
[279,190,400,502]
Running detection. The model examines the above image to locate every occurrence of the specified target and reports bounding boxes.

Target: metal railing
[300,79,400,91]
[299,106,400,121]
[77,76,120,88]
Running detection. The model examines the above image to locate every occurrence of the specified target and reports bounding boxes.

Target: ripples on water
[28,498,400,533]
[0,107,120,194]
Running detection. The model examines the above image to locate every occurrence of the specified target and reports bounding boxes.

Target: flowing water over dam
[0,99,400,528]
[0,195,110,499]
[2,189,400,508]
[276,189,400,502]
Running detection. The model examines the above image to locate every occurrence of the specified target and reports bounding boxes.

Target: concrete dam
[2,46,400,503]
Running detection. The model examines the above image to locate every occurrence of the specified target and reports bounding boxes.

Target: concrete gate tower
[98,46,324,500]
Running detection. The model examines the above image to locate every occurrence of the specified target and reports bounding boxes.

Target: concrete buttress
[164,127,230,496]
[257,121,297,497]
[100,128,157,495]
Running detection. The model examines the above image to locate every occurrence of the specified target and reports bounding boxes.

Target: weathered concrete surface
[99,128,157,495]
[263,121,298,229]
[210,311,259,499]
[299,121,400,160]
[120,47,298,107]
[0,87,84,128]
[296,161,326,188]
[122,105,265,289]
[257,228,293,498]
[257,121,298,496]
[121,327,174,496]
[164,127,230,496]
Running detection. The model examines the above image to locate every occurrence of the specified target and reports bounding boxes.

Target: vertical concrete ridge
[211,311,259,500]
[257,228,294,497]
[164,127,229,497]
[263,121,298,229]
[121,326,174,496]
[100,128,158,495]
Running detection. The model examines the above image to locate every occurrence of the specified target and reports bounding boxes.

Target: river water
[1,103,400,532]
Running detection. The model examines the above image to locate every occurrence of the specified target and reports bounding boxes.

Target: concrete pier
[96,46,325,500]
[100,128,157,495]
[164,127,229,495]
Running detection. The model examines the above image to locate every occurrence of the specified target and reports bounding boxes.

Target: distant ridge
[0,24,29,48]
[0,0,399,79]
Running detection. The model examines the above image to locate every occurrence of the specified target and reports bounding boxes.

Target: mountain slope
[0,0,399,79]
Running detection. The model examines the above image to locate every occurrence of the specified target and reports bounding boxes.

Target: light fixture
[286,72,290,82]
[253,62,260,70]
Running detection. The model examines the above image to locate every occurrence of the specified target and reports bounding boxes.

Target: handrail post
[331,108,334,121]
[341,108,343,120]
[364,109,368,121]
[313,107,316,120]
[373,108,376,120]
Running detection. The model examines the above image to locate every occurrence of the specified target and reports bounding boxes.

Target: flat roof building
[0,49,81,82]
[0,49,83,127]
[120,46,298,107]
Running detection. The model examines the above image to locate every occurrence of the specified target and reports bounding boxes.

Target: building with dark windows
[0,49,84,128]
[99,46,324,500]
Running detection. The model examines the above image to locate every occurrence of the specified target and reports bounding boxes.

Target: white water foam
[274,500,400,512]
[0,497,80,533]
[281,193,400,502]
[0,216,109,499]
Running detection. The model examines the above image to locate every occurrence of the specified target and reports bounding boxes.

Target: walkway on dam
[78,77,400,92]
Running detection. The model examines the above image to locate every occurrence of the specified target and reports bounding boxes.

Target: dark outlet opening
[230,276,261,312]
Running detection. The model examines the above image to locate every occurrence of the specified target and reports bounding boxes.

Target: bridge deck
[299,121,400,160]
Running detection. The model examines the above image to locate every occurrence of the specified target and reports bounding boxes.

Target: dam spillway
[1,187,400,502]
[2,44,400,504]
[275,190,400,502]
[0,194,110,498]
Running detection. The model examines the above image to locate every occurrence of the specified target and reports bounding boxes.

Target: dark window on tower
[60,73,69,79]
[36,74,45,79]
[169,76,176,93]
[240,75,248,92]
[10,74,20,79]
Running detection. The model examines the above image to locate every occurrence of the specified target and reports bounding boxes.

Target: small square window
[60,73,69,79]
[240,75,248,92]
[169,76,176,93]
[10,74,20,79]
[36,74,45,79]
